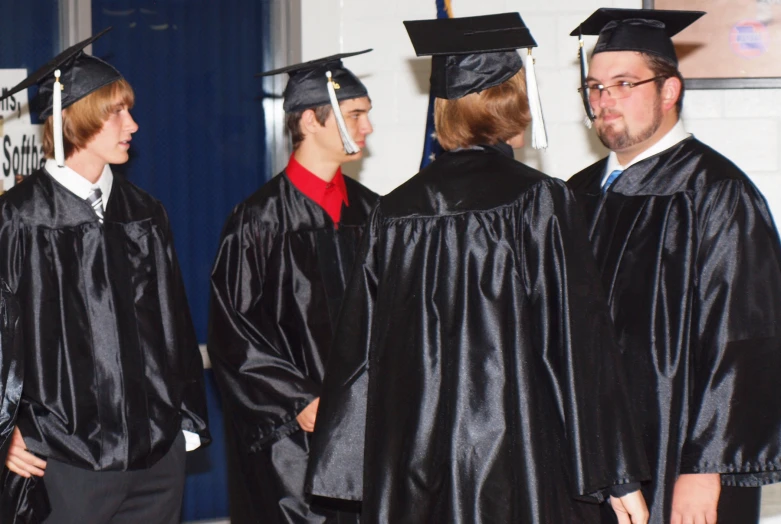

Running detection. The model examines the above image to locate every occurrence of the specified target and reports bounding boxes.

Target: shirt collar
[44,159,114,204]
[285,154,349,208]
[603,119,689,183]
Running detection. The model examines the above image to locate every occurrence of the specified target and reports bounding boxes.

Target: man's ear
[661,76,682,113]
[300,109,321,136]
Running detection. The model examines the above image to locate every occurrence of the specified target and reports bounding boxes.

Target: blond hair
[43,78,135,159]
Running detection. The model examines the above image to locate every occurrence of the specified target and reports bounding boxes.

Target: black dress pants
[42,432,186,524]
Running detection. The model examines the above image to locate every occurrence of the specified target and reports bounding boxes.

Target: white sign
[0,69,45,192]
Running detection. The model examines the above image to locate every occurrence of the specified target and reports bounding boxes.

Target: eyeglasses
[578,76,666,102]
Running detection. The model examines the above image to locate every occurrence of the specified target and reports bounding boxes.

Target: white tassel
[325,71,360,155]
[579,36,594,129]
[524,50,548,150]
[583,115,593,129]
[53,69,65,166]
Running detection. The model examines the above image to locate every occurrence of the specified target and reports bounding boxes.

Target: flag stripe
[419,0,452,170]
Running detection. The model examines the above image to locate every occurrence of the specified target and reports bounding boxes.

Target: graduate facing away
[569,8,781,524]
[0,28,210,524]
[207,52,378,524]
[306,13,650,524]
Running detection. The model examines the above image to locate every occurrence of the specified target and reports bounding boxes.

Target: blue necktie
[602,169,622,192]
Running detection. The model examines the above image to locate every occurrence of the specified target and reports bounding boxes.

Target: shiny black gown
[208,171,377,524]
[0,169,210,523]
[306,144,649,524]
[568,137,781,524]
[0,280,23,466]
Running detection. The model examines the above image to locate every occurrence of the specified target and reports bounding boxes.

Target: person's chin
[597,121,624,137]
[110,153,130,165]
[343,150,364,162]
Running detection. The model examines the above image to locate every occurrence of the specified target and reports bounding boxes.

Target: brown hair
[642,53,684,116]
[285,104,333,150]
[43,78,135,159]
[434,70,531,151]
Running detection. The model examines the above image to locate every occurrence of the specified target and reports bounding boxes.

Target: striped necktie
[602,169,623,192]
[86,187,104,222]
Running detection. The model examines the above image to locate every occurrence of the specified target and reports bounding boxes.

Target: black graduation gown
[0,168,211,522]
[0,281,30,524]
[0,280,23,467]
[306,145,650,524]
[208,171,378,524]
[568,137,781,524]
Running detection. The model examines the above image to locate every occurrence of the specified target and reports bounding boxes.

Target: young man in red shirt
[208,51,377,524]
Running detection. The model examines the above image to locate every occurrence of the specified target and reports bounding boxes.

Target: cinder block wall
[298,0,781,222]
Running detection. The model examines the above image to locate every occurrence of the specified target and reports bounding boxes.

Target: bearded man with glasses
[567,8,781,524]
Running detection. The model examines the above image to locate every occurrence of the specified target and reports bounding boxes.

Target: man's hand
[671,473,720,524]
[610,490,649,524]
[296,398,320,433]
[5,427,46,478]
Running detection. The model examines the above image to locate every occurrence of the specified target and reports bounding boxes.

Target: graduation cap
[258,51,371,155]
[570,9,704,124]
[0,27,122,167]
[404,13,547,149]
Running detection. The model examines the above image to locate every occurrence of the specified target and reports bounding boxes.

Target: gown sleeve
[208,203,320,450]
[0,201,45,524]
[305,204,381,501]
[0,199,25,454]
[0,281,24,466]
[520,179,649,501]
[158,206,211,444]
[684,178,781,485]
[0,200,26,295]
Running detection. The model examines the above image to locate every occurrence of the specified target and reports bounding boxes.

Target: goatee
[596,96,663,152]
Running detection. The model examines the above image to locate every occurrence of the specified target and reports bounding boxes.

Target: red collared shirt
[285,154,349,225]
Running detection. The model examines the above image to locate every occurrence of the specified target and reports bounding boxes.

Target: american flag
[419,0,452,169]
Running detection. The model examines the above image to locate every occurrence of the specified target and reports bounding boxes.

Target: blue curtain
[0,0,59,122]
[91,1,272,520]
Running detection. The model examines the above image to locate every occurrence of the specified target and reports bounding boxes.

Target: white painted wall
[297,0,781,517]
[298,0,781,218]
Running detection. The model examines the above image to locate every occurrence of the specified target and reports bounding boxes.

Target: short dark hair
[285,104,333,150]
[642,53,684,116]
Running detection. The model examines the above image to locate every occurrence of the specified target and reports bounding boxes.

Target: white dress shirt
[45,159,114,205]
[43,159,201,451]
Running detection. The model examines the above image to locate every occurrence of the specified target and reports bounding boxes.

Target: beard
[595,95,663,152]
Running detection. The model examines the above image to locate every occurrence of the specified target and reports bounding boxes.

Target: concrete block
[681,90,723,120]
[526,122,608,179]
[536,65,591,124]
[556,15,600,69]
[610,0,643,8]
[455,0,512,17]
[342,0,397,19]
[520,14,559,66]
[342,16,409,73]
[724,89,781,118]
[300,0,342,57]
[346,124,425,194]
[687,118,777,173]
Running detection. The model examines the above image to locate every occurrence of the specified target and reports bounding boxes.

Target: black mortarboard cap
[0,27,121,118]
[570,8,704,65]
[404,13,537,100]
[257,50,371,113]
